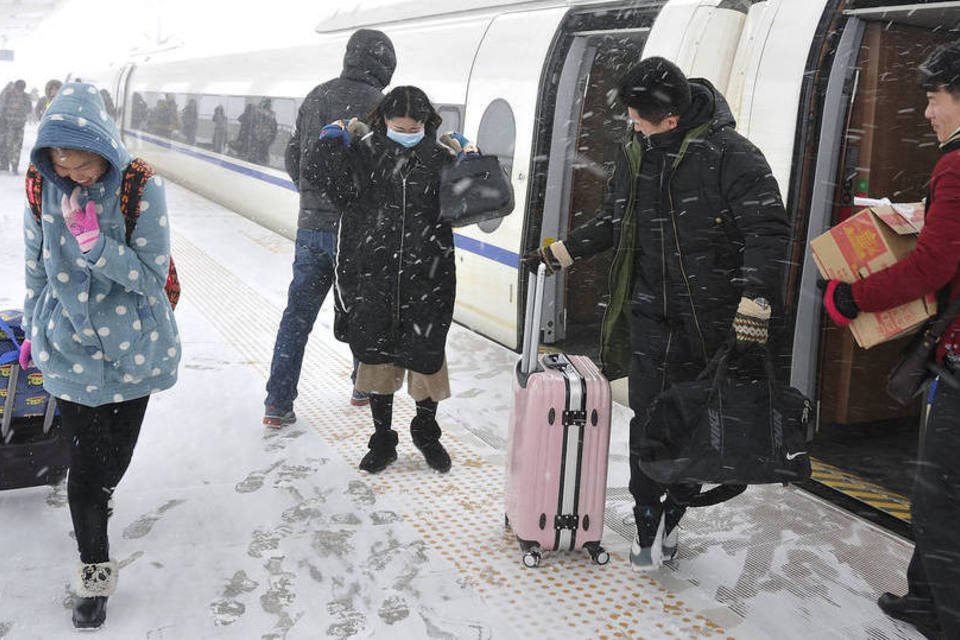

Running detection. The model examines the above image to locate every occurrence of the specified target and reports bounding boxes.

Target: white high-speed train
[83,0,957,449]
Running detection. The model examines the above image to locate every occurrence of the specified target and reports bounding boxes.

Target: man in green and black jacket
[524,57,791,570]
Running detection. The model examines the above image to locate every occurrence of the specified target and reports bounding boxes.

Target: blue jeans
[265,228,337,411]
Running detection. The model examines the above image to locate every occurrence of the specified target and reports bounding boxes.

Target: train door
[530,6,661,359]
[795,2,960,509]
[458,5,570,350]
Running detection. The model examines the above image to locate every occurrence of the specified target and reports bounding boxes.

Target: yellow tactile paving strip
[175,230,736,639]
[810,458,912,522]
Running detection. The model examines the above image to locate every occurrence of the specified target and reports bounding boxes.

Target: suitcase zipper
[397,166,412,331]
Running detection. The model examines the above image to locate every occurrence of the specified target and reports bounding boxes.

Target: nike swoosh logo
[785,451,808,461]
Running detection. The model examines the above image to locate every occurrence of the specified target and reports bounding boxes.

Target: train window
[436,105,462,136]
[476,99,516,233]
[127,90,293,170]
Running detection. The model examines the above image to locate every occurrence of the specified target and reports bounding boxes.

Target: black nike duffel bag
[638,344,812,488]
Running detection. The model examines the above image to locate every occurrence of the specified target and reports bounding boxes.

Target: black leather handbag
[438,154,514,228]
[886,295,960,405]
[638,344,812,487]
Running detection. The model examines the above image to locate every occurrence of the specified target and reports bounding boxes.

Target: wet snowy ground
[0,127,930,639]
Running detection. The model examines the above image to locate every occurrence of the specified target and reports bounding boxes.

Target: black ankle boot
[73,560,117,629]
[73,596,108,629]
[359,430,398,473]
[878,592,941,638]
[410,415,451,473]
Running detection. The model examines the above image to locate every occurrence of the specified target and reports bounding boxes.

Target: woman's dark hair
[367,85,443,135]
[921,40,960,97]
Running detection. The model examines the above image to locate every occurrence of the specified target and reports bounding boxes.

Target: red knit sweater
[852,140,960,360]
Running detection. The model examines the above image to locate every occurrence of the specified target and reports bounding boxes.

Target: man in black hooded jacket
[264,29,397,427]
[524,57,791,569]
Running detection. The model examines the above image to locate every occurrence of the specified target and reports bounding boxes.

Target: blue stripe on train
[125,130,521,269]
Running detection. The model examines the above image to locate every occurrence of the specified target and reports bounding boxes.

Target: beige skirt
[354,360,450,402]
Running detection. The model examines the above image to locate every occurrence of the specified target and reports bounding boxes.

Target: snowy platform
[0,141,928,639]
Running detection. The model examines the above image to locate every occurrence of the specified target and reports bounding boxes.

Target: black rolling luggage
[0,310,67,490]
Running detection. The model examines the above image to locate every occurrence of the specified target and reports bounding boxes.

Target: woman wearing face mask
[309,85,475,475]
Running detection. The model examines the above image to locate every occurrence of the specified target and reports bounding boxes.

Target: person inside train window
[181,98,198,145]
[1,80,32,174]
[822,40,960,640]
[21,82,181,629]
[212,104,228,154]
[523,57,791,570]
[130,92,148,130]
[262,28,396,427]
[148,93,179,139]
[307,85,480,474]
[250,97,277,165]
[230,103,256,160]
[34,79,62,121]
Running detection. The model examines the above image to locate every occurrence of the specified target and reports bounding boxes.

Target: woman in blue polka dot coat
[20,82,180,630]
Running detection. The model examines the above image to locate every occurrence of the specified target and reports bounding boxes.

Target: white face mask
[386,127,425,148]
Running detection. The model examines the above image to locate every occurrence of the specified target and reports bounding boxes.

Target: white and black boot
[73,560,117,629]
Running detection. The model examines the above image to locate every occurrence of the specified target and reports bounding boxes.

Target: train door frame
[523,3,664,351]
[789,16,865,420]
[789,0,960,421]
[458,5,570,350]
[538,35,600,345]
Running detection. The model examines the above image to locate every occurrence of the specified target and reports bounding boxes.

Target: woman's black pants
[59,396,149,564]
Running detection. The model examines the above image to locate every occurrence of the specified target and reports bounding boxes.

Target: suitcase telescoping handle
[521,263,547,375]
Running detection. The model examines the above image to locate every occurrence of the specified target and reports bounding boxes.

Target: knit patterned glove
[61,187,100,253]
[521,240,575,275]
[733,297,771,348]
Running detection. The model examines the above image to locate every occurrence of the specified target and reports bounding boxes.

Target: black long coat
[565,79,791,379]
[309,131,457,374]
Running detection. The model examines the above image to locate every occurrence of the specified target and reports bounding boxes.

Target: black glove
[521,244,562,275]
[818,279,859,326]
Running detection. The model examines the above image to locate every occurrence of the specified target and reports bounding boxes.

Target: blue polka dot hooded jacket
[23,82,180,406]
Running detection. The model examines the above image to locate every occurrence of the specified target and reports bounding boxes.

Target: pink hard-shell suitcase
[504,264,612,567]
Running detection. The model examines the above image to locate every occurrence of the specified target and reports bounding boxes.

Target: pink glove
[61,187,100,253]
[18,339,30,370]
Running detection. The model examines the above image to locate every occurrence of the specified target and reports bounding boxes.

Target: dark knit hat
[617,57,691,123]
[921,39,960,95]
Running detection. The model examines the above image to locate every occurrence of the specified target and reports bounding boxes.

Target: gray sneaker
[630,537,660,572]
[263,406,296,428]
[350,389,370,407]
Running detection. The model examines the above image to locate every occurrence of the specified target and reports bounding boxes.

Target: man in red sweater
[824,41,960,640]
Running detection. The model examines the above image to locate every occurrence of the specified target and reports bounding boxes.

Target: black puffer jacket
[286,29,396,231]
[309,131,458,374]
[565,79,790,377]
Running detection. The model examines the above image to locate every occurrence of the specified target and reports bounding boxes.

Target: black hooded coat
[308,129,458,374]
[565,79,791,380]
[286,29,396,231]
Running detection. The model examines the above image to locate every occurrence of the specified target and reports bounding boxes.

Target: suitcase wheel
[522,548,542,568]
[584,542,609,566]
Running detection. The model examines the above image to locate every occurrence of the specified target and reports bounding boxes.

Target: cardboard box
[811,203,935,349]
